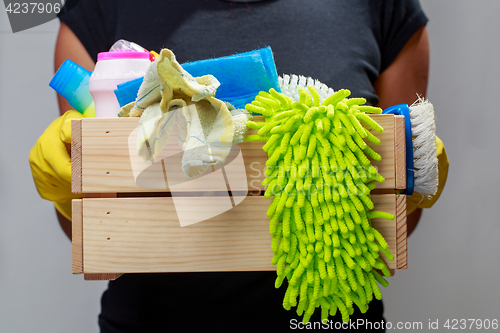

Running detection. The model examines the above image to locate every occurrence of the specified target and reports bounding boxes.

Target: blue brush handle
[382,104,414,196]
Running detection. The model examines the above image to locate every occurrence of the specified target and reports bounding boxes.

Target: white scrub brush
[383,98,438,197]
[279,74,439,197]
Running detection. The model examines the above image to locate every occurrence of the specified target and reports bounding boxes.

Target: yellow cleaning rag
[119,49,242,179]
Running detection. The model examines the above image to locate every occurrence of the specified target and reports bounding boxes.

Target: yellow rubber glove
[29,110,83,221]
[407,135,449,215]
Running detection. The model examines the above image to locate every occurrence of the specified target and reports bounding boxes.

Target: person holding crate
[29,0,448,331]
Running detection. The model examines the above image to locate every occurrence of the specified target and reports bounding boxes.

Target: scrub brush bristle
[279,74,334,102]
[409,97,438,197]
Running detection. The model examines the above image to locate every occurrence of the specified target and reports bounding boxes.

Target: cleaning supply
[281,75,441,200]
[119,48,221,118]
[118,48,253,179]
[121,48,227,162]
[28,110,84,220]
[383,100,438,197]
[245,76,395,323]
[49,59,95,118]
[180,101,248,179]
[109,39,157,62]
[182,46,280,109]
[89,49,152,117]
[117,46,278,118]
[110,39,161,108]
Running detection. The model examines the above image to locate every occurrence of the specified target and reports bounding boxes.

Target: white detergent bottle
[89,49,151,117]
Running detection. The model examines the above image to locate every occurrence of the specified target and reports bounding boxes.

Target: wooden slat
[76,115,400,194]
[396,195,408,269]
[71,199,83,274]
[81,195,399,274]
[83,193,118,198]
[80,196,122,281]
[84,273,123,281]
[394,115,406,189]
[243,115,396,190]
[71,119,82,194]
[370,194,398,269]
[363,114,396,188]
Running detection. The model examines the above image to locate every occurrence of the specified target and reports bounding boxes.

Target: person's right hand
[29,110,83,221]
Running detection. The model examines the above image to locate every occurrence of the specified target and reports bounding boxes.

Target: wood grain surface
[79,195,399,274]
[394,115,407,189]
[71,114,407,279]
[396,195,408,269]
[71,119,82,194]
[71,199,83,274]
[72,115,404,194]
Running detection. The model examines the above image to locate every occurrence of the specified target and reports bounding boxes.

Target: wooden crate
[71,115,407,280]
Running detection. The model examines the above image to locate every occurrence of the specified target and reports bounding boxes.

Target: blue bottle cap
[49,59,94,114]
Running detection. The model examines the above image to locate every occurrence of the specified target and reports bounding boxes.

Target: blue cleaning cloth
[114,76,144,107]
[182,46,280,109]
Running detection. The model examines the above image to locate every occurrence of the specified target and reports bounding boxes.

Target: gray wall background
[1,1,499,332]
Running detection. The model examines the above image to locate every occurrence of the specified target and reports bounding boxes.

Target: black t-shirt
[59,0,427,106]
[58,1,427,331]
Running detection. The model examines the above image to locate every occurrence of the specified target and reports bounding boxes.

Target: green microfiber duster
[245,75,395,323]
